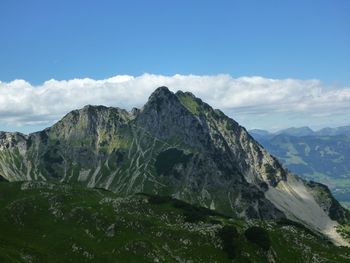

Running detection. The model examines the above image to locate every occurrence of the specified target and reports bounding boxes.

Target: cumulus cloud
[0,74,349,132]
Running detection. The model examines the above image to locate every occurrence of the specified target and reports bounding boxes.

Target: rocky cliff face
[0,86,349,245]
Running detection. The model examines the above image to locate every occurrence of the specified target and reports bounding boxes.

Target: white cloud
[0,74,349,132]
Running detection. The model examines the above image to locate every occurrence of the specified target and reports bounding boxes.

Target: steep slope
[0,87,349,245]
[1,181,350,263]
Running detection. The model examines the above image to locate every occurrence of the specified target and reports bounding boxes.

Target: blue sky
[0,0,349,133]
[1,0,349,84]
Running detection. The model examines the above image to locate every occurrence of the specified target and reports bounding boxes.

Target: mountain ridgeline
[0,87,349,245]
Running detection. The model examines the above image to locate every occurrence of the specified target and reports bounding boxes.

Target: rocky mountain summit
[0,87,349,245]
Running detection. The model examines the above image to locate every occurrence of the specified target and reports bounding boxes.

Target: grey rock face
[0,87,348,244]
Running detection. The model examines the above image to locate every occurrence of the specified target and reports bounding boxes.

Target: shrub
[145,194,225,223]
[182,208,206,223]
[244,226,271,251]
[0,175,7,182]
[218,225,239,259]
[147,195,172,205]
[154,148,192,176]
[172,199,208,222]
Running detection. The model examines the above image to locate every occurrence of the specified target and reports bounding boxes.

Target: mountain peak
[143,86,180,112]
[149,86,173,98]
[0,87,348,246]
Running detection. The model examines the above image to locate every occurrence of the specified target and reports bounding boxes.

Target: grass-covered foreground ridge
[0,181,350,263]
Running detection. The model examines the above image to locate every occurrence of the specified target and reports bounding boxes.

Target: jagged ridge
[0,86,349,245]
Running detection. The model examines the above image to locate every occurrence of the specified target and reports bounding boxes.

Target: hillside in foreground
[1,181,350,263]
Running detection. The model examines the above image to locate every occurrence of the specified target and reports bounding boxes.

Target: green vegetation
[97,128,130,154]
[146,194,222,223]
[0,181,350,262]
[264,163,276,182]
[245,226,271,251]
[337,224,350,242]
[0,182,228,262]
[218,225,239,259]
[154,148,192,176]
[0,175,7,182]
[177,93,200,115]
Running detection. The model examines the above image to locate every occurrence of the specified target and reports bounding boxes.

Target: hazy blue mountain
[250,126,350,138]
[316,126,350,136]
[276,126,315,137]
[248,129,274,141]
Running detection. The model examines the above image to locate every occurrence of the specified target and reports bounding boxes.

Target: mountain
[276,127,315,137]
[1,180,350,263]
[250,128,350,209]
[250,126,350,138]
[248,129,274,141]
[0,87,349,246]
[316,126,350,137]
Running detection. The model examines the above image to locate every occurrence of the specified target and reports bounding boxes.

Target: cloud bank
[0,74,349,132]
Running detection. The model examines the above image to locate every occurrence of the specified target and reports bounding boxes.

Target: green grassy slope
[0,181,349,263]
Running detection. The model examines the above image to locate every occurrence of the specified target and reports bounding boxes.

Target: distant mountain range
[251,126,350,139]
[250,126,350,209]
